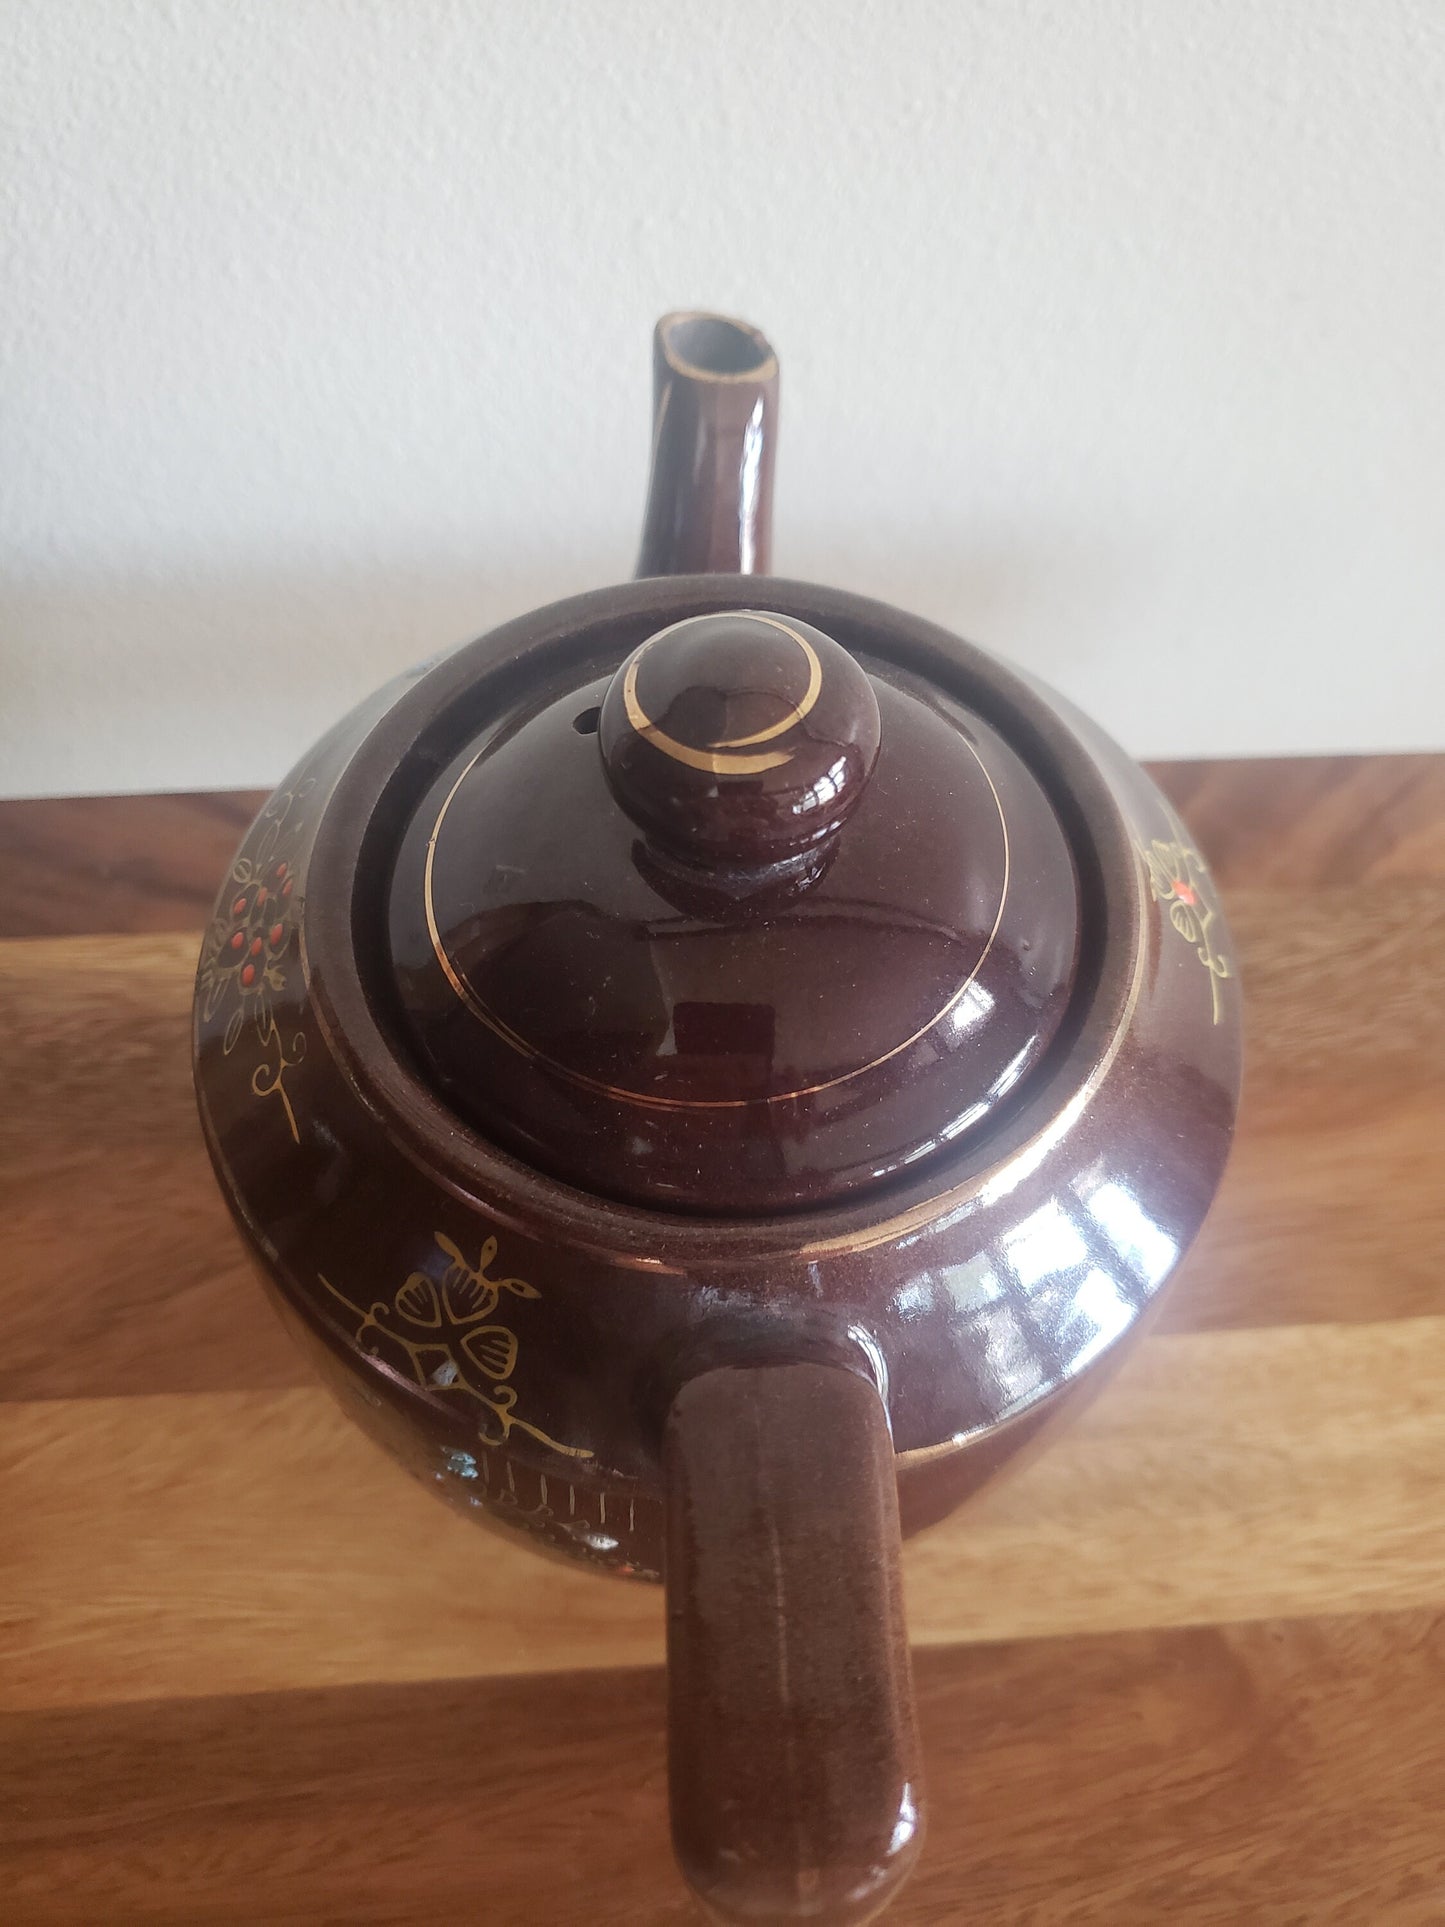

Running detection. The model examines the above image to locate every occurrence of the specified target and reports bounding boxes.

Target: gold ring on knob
[622,615,823,775]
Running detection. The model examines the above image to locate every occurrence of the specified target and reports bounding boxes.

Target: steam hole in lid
[663,315,772,377]
[573,706,601,735]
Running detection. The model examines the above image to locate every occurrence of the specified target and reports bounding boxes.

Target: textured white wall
[3,1,1443,798]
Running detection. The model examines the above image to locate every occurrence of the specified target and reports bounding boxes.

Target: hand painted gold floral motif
[1139,833,1231,1024]
[197,780,314,1141]
[319,1232,593,1460]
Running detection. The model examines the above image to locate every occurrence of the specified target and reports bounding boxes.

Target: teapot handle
[664,1361,924,1923]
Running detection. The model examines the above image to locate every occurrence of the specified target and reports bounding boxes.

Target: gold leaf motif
[434,1231,539,1319]
[462,1324,519,1382]
[395,1272,442,1328]
[315,1232,592,1462]
[1169,900,1199,944]
[442,1266,499,1325]
[438,1230,495,1272]
[1138,828,1231,1026]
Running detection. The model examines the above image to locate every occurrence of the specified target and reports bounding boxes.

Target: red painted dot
[231,894,248,917]
[281,877,294,898]
[1173,880,1197,906]
[249,936,263,956]
[256,888,268,907]
[268,921,285,947]
[229,930,245,951]
[240,963,257,987]
[274,861,289,880]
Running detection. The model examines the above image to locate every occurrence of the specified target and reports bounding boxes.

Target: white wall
[3,0,1443,798]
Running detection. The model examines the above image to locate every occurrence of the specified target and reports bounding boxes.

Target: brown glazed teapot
[194,313,1240,1923]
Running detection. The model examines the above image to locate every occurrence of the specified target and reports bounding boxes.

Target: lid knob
[598,611,882,869]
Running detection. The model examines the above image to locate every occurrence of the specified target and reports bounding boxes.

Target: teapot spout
[636,312,778,578]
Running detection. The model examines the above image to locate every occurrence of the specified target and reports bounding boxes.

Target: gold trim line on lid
[420,726,1012,1113]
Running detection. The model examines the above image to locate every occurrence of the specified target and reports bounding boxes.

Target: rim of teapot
[299,572,1145,1261]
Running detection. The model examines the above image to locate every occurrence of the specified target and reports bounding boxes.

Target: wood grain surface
[1,754,1443,1924]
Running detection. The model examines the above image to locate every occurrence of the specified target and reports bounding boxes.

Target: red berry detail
[249,936,263,956]
[281,878,294,898]
[229,930,245,951]
[231,894,248,917]
[257,888,268,907]
[268,922,285,947]
[274,862,289,880]
[240,963,257,987]
[1173,880,1197,906]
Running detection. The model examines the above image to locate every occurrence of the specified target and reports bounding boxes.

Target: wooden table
[1,755,1442,1924]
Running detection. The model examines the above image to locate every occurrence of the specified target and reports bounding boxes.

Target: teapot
[194,312,1240,1923]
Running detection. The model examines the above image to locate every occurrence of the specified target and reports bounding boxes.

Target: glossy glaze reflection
[195,569,1240,1569]
[387,630,1081,1213]
[599,611,882,866]
[193,305,1243,1927]
[635,313,778,578]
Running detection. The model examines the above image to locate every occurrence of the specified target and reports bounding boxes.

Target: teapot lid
[384,606,1080,1213]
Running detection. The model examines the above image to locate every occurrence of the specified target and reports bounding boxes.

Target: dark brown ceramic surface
[598,610,883,865]
[191,311,1241,1924]
[194,571,1240,1582]
[636,313,778,578]
[666,1364,921,1924]
[11,751,1438,1925]
[386,607,1081,1212]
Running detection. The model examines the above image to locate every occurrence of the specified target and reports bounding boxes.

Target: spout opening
[660,312,777,383]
